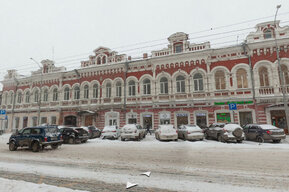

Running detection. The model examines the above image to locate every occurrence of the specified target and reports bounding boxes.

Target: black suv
[8,126,63,152]
[59,127,89,144]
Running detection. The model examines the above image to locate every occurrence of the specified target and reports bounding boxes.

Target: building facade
[1,20,289,132]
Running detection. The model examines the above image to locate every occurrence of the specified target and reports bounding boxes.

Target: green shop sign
[214,101,253,105]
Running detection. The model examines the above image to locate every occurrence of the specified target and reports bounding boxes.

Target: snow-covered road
[1,133,289,192]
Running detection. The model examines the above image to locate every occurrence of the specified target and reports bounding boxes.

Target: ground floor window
[216,113,231,123]
[271,110,287,129]
[176,113,188,128]
[84,115,93,126]
[239,111,253,127]
[160,113,171,125]
[64,116,77,126]
[15,117,20,129]
[41,117,47,124]
[196,112,207,128]
[32,117,37,126]
[127,113,137,124]
[23,116,28,128]
[106,112,119,126]
[51,116,57,125]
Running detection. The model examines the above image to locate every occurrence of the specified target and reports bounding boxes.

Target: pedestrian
[146,123,151,135]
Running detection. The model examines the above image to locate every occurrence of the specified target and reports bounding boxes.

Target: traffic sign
[229,103,237,110]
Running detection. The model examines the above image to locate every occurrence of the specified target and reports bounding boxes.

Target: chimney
[143,53,148,59]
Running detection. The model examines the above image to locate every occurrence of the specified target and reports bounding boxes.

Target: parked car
[243,124,286,143]
[155,124,178,141]
[178,125,204,141]
[101,125,120,140]
[7,126,63,152]
[204,123,244,143]
[81,126,101,139]
[59,127,89,144]
[120,124,146,141]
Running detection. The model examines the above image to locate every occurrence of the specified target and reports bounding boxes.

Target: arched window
[52,88,58,101]
[176,75,185,93]
[128,80,136,96]
[193,73,203,91]
[102,56,106,64]
[17,92,22,104]
[34,90,39,102]
[160,77,168,94]
[215,70,226,90]
[280,65,289,85]
[143,78,151,95]
[25,91,30,103]
[236,68,248,88]
[259,67,269,87]
[264,29,273,39]
[97,57,101,65]
[74,86,80,100]
[43,89,48,102]
[106,83,111,98]
[64,87,70,100]
[116,81,122,97]
[84,85,89,99]
[10,92,14,104]
[93,84,98,98]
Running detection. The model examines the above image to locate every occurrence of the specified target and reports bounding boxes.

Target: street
[1,134,289,192]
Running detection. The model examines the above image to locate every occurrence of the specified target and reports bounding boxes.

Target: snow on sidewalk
[0,177,87,192]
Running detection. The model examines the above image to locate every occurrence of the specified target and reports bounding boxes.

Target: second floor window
[34,90,39,102]
[193,73,204,91]
[143,79,151,95]
[25,91,30,103]
[160,77,168,94]
[116,82,122,97]
[128,80,136,96]
[280,65,289,85]
[106,83,111,98]
[74,86,80,100]
[259,67,269,87]
[17,92,22,104]
[176,75,185,93]
[215,70,226,90]
[64,87,70,100]
[236,68,248,89]
[93,84,98,98]
[84,85,89,99]
[53,88,58,101]
[43,89,48,102]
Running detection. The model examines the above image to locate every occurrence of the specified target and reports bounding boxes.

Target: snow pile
[185,125,202,132]
[224,124,242,131]
[0,177,87,192]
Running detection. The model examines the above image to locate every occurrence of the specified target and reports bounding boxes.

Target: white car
[155,124,178,141]
[101,126,120,140]
[178,125,204,141]
[120,124,146,141]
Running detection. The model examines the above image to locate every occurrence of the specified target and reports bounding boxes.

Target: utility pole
[274,5,289,133]
[30,58,43,126]
[11,77,19,132]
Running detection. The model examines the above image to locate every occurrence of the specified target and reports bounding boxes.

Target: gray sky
[1,0,289,89]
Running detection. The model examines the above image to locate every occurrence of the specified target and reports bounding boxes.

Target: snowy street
[1,133,289,192]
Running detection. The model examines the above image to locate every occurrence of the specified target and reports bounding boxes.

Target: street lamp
[274,5,289,133]
[30,58,43,126]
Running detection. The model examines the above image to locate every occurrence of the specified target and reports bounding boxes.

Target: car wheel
[121,137,125,141]
[256,136,264,143]
[237,140,243,143]
[9,141,17,151]
[51,144,58,149]
[273,140,281,143]
[31,141,40,152]
[82,139,87,143]
[204,132,209,139]
[68,137,75,144]
[217,135,224,143]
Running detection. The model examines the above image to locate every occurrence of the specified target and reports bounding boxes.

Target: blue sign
[0,110,6,115]
[229,103,237,110]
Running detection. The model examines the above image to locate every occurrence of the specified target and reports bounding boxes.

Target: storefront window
[196,113,207,128]
[216,113,231,123]
[160,113,171,125]
[239,111,253,127]
[176,113,188,128]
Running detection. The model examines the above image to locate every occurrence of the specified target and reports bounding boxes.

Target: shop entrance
[176,114,188,128]
[271,110,287,133]
[84,116,93,126]
[239,111,253,127]
[23,117,28,128]
[143,115,152,129]
[196,113,207,128]
[64,116,77,126]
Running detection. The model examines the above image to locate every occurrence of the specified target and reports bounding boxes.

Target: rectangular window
[51,116,57,125]
[32,117,37,126]
[175,44,183,53]
[41,117,47,124]
[216,113,231,123]
[15,117,20,129]
[116,86,122,97]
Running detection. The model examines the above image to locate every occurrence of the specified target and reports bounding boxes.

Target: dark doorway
[239,111,253,127]
[23,117,28,128]
[85,116,93,126]
[196,113,207,128]
[64,116,77,126]
[176,114,188,128]
[143,115,152,129]
[271,110,287,133]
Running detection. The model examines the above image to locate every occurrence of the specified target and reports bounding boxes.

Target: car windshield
[18,128,25,134]
[45,127,58,134]
[259,124,280,130]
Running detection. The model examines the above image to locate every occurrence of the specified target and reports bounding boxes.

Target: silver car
[155,125,178,141]
[101,126,120,140]
[178,125,204,141]
[120,124,146,141]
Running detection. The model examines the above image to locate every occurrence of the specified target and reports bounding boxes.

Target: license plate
[51,137,57,141]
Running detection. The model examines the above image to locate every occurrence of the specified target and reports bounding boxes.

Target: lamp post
[274,5,289,133]
[30,58,43,126]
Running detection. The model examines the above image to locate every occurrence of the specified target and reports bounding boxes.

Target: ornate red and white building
[1,20,289,132]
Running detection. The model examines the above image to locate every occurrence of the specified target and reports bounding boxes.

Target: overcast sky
[1,0,289,89]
